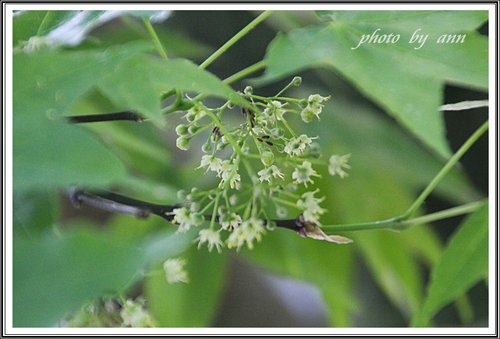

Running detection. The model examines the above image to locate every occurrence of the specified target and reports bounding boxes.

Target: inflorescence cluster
[171,77,351,252]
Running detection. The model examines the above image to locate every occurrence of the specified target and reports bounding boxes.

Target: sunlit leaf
[13,42,150,192]
[98,56,250,122]
[258,11,488,157]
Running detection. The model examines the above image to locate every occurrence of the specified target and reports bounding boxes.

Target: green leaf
[13,223,192,327]
[13,189,58,236]
[98,56,249,122]
[314,89,480,204]
[411,202,488,326]
[13,43,150,192]
[316,10,488,35]
[145,246,229,327]
[69,89,174,179]
[258,11,488,157]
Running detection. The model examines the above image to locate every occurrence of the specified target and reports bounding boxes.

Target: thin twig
[67,188,305,232]
[67,111,144,124]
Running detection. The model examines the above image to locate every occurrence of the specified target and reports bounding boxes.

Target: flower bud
[175,124,188,136]
[201,141,212,153]
[292,76,302,86]
[185,110,196,123]
[188,125,199,134]
[261,151,274,167]
[176,136,190,151]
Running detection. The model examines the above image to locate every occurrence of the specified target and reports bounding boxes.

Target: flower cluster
[170,77,351,253]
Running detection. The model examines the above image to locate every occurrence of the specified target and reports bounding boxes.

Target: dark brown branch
[68,188,178,221]
[67,188,305,232]
[66,111,144,124]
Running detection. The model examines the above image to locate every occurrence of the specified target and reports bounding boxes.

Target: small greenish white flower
[292,160,320,186]
[260,100,284,125]
[284,134,313,156]
[219,160,241,189]
[23,36,50,53]
[199,155,223,173]
[196,228,224,252]
[300,94,330,123]
[226,217,266,251]
[172,207,204,232]
[220,212,242,230]
[252,125,266,136]
[163,258,189,284]
[257,165,285,183]
[296,189,326,224]
[328,154,351,178]
[120,299,155,327]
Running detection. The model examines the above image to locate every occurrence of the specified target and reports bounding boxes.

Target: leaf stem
[399,201,485,228]
[36,11,53,36]
[402,121,488,219]
[223,60,266,85]
[199,11,273,69]
[321,200,485,232]
[142,18,168,60]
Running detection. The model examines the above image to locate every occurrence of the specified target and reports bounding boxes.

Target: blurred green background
[12,10,488,328]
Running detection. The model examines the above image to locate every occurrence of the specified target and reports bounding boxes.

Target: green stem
[274,77,300,97]
[273,197,298,209]
[281,118,297,137]
[321,200,485,232]
[402,121,488,219]
[223,60,266,85]
[142,18,168,60]
[36,11,53,36]
[399,201,485,228]
[210,193,221,229]
[199,11,273,69]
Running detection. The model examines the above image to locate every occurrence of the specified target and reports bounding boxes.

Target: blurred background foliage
[12,10,489,328]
